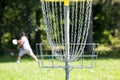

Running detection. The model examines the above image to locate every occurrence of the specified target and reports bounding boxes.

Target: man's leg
[17,50,25,63]
[29,54,38,62]
[29,50,38,62]
[17,55,21,63]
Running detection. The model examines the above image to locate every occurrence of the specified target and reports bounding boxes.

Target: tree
[93,0,120,45]
[0,0,8,55]
[0,0,43,55]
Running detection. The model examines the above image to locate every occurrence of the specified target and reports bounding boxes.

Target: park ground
[0,55,120,80]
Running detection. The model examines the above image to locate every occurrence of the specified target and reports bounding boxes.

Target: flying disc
[12,39,18,45]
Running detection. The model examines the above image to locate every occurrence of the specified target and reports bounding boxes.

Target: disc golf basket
[36,0,98,80]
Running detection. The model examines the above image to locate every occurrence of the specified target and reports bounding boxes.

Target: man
[17,32,38,63]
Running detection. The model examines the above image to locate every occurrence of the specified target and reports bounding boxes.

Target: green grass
[0,56,120,80]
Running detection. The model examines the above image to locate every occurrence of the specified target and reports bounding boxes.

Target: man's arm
[17,40,23,49]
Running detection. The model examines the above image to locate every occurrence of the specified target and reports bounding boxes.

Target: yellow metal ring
[41,0,92,6]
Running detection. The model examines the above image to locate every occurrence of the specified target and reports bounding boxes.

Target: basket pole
[64,0,70,80]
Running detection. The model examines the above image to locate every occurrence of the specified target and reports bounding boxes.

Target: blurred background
[0,0,120,58]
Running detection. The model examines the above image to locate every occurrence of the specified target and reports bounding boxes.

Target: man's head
[21,32,25,36]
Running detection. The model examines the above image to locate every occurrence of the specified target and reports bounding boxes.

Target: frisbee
[12,39,18,45]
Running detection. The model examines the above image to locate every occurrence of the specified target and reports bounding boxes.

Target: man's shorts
[18,48,34,56]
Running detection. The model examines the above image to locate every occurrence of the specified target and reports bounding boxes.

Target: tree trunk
[86,8,93,54]
[35,1,42,54]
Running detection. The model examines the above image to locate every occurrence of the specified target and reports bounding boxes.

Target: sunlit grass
[0,57,120,80]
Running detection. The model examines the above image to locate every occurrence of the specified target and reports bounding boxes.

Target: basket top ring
[41,0,92,6]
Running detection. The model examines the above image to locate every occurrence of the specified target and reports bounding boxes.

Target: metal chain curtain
[41,0,92,61]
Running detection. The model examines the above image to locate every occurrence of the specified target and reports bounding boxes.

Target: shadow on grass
[98,49,120,59]
[1,49,120,63]
[0,55,33,63]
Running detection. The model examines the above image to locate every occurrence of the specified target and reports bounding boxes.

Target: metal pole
[64,0,70,80]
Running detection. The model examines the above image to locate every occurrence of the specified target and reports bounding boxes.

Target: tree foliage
[0,0,41,55]
[0,0,120,55]
[93,0,120,46]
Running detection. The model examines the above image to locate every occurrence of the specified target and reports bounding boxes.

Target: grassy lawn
[0,56,120,80]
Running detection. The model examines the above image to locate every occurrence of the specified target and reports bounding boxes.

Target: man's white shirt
[21,36,32,51]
